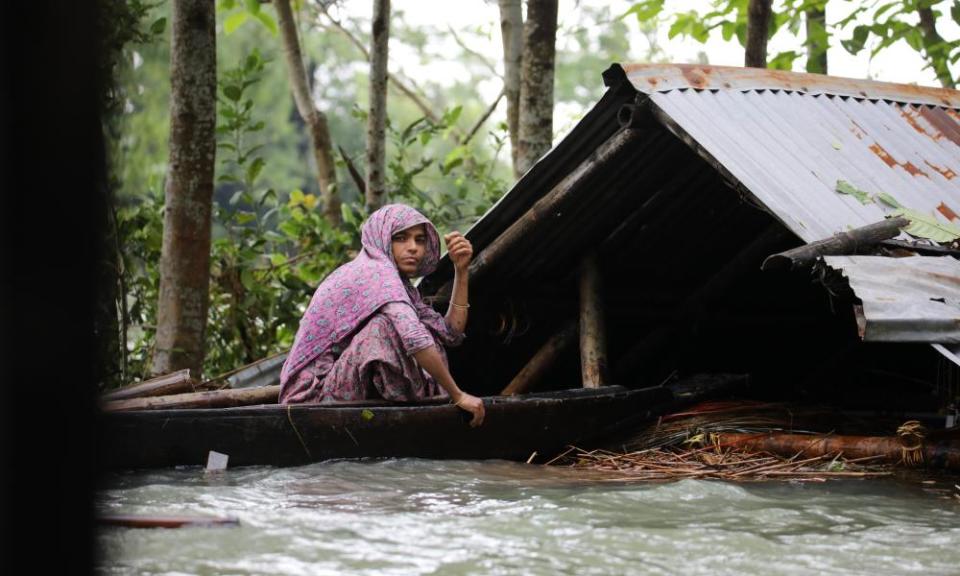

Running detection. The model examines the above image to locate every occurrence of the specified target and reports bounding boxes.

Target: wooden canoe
[98,375,747,470]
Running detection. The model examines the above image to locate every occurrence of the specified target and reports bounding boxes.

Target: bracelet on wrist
[451,301,470,309]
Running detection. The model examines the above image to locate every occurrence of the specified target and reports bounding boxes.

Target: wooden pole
[101,369,197,402]
[500,321,577,395]
[579,253,607,388]
[101,385,280,412]
[761,216,909,272]
[717,431,960,470]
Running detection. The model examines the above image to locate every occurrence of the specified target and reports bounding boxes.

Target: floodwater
[96,460,960,575]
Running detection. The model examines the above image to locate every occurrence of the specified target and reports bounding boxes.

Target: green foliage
[206,51,357,375]
[218,0,278,36]
[836,0,958,86]
[380,106,508,235]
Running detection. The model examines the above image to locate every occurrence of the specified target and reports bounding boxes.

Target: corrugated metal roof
[823,255,960,343]
[641,72,960,244]
[621,63,960,107]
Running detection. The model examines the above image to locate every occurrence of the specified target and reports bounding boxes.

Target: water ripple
[96,459,960,575]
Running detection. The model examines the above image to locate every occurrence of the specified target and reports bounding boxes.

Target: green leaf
[340,203,356,226]
[768,51,800,71]
[835,179,873,205]
[905,28,924,52]
[842,25,869,55]
[721,21,736,41]
[246,157,265,183]
[224,11,249,35]
[150,17,167,35]
[235,212,257,225]
[269,253,288,266]
[254,11,279,35]
[953,1,960,27]
[876,192,901,209]
[244,0,260,14]
[230,190,244,205]
[895,208,960,242]
[622,0,664,22]
[240,268,255,290]
[360,409,375,421]
[223,85,242,102]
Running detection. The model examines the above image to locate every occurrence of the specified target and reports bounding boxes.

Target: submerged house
[421,63,960,422]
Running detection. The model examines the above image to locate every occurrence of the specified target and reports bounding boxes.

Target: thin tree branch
[447,25,503,79]
[462,88,505,146]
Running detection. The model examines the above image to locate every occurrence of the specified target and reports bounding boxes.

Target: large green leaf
[895,208,960,242]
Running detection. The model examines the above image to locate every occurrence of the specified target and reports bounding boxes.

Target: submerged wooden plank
[98,514,240,529]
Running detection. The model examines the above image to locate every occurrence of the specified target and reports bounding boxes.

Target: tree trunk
[274,0,341,224]
[917,5,956,89]
[152,0,217,378]
[499,0,523,176]
[804,3,827,74]
[516,0,558,176]
[744,0,772,68]
[365,0,390,211]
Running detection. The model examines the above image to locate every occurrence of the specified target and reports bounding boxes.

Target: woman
[278,203,485,427]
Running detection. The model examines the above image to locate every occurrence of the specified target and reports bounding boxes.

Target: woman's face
[391,224,428,277]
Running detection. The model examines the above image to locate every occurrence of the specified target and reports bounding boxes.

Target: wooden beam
[101,385,280,412]
[579,253,607,388]
[100,369,197,402]
[500,321,577,396]
[762,216,910,272]
[434,128,642,300]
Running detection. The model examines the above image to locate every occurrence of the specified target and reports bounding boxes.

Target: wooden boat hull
[98,385,675,469]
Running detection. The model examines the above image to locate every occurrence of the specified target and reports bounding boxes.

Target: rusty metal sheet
[823,255,960,343]
[649,88,960,244]
[621,63,960,107]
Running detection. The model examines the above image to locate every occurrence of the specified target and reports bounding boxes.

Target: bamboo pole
[761,216,910,271]
[579,253,607,388]
[101,385,280,412]
[500,321,577,395]
[101,369,197,402]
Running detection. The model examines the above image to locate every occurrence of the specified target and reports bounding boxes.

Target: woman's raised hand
[454,391,485,427]
[444,231,473,273]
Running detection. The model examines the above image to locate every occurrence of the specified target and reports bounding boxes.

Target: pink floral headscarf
[279,204,441,385]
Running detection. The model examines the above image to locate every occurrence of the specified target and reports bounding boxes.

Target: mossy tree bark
[365,0,390,211]
[498,0,523,177]
[152,0,217,378]
[516,0,557,177]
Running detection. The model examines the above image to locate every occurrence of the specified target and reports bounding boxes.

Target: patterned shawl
[279,203,441,386]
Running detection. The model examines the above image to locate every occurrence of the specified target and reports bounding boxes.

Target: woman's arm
[413,345,484,427]
[443,231,472,333]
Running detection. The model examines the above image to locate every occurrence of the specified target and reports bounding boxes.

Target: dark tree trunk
[745,0,772,68]
[804,3,827,74]
[516,0,558,176]
[152,0,217,378]
[365,0,390,211]
[499,0,523,176]
[917,5,956,89]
